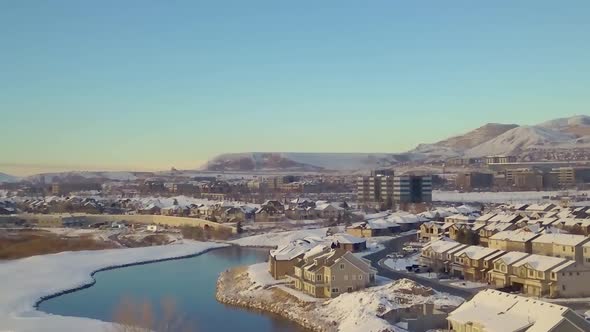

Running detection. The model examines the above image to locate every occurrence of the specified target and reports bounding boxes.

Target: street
[365,233,476,299]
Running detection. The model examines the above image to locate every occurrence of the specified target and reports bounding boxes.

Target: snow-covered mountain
[203,115,590,171]
[0,172,20,183]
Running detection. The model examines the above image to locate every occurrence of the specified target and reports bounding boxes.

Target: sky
[1,1,589,176]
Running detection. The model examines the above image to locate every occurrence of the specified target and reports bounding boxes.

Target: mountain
[464,126,578,157]
[26,171,142,183]
[203,152,414,172]
[433,123,519,150]
[0,172,20,183]
[202,115,590,171]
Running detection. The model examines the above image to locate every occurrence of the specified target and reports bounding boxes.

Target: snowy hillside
[464,126,578,157]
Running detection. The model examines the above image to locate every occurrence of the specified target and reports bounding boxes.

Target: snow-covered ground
[229,227,335,247]
[448,280,488,289]
[384,253,420,271]
[434,190,590,204]
[317,279,464,332]
[0,241,227,332]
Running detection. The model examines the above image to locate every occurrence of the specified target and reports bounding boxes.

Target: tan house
[583,242,590,266]
[447,290,590,332]
[420,240,465,273]
[268,239,322,279]
[315,203,344,220]
[510,254,570,297]
[292,248,377,298]
[449,245,505,281]
[488,230,540,253]
[531,233,590,263]
[488,251,530,288]
[477,222,516,247]
[418,222,446,241]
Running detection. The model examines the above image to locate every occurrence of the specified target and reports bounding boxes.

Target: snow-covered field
[434,190,590,204]
[229,227,334,247]
[0,241,227,332]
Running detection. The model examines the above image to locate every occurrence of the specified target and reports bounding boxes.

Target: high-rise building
[356,169,394,209]
[393,175,432,204]
[455,172,494,190]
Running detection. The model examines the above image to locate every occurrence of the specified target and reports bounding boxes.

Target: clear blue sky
[1,1,588,175]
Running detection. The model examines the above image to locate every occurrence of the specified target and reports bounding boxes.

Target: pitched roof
[512,254,568,271]
[490,230,540,243]
[448,289,581,332]
[532,233,589,247]
[454,245,500,260]
[494,251,530,265]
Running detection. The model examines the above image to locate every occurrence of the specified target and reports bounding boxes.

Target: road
[365,233,476,299]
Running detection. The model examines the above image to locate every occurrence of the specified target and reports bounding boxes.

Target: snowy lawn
[0,240,227,332]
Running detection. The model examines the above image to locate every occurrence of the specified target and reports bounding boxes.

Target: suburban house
[292,248,377,298]
[531,233,590,263]
[447,290,590,332]
[346,220,399,238]
[268,238,321,279]
[216,206,246,223]
[488,251,530,288]
[478,222,517,247]
[327,233,367,253]
[420,240,465,273]
[255,204,284,222]
[583,242,590,266]
[315,203,344,220]
[488,230,540,253]
[418,221,448,241]
[449,245,505,281]
[509,254,574,297]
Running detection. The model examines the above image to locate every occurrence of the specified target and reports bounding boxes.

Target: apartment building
[447,290,590,332]
[393,175,432,205]
[455,172,494,191]
[531,233,589,263]
[484,155,517,164]
[292,248,377,298]
[268,239,321,279]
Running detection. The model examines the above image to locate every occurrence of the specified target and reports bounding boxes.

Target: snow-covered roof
[328,233,365,245]
[270,238,320,261]
[423,239,463,254]
[488,214,520,223]
[512,254,567,271]
[490,230,540,243]
[454,245,501,260]
[532,233,589,247]
[475,212,497,222]
[493,251,529,265]
[448,289,576,332]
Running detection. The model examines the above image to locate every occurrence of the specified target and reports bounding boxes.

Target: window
[332,275,335,281]
[340,264,345,270]
[569,272,573,276]
[347,287,353,292]
[501,265,507,273]
[562,285,566,291]
[359,275,363,280]
[551,272,556,279]
[316,275,322,281]
[331,288,339,293]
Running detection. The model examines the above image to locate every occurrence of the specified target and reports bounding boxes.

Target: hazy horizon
[2,1,589,176]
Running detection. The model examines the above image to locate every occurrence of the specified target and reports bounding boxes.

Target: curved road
[365,234,476,299]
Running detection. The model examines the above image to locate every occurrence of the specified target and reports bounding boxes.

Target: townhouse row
[421,236,590,298]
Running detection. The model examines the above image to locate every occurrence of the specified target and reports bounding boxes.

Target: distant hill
[202,115,590,171]
[26,171,143,183]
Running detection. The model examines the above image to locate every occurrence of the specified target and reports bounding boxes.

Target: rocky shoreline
[215,267,336,332]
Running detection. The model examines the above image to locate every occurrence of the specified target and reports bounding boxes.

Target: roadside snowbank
[0,240,227,332]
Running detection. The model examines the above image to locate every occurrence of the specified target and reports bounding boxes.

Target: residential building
[449,245,505,281]
[420,240,465,273]
[292,248,377,298]
[531,233,589,262]
[327,234,367,253]
[488,251,530,288]
[447,290,590,332]
[268,239,321,279]
[488,230,540,253]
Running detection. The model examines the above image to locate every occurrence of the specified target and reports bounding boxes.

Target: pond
[39,246,306,332]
